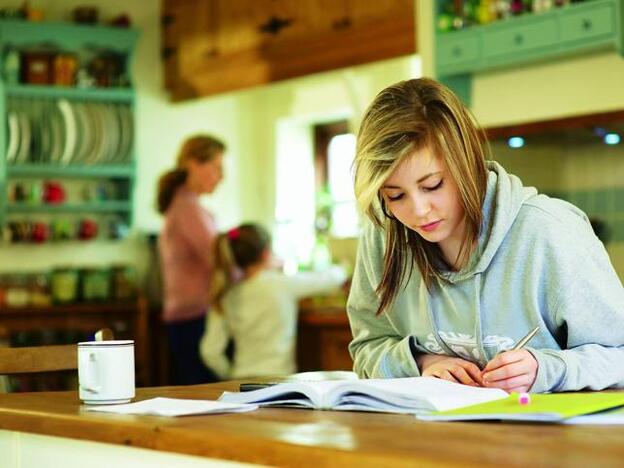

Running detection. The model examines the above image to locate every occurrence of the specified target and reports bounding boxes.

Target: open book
[417,392,624,423]
[219,376,508,414]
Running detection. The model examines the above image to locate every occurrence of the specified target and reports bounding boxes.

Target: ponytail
[210,233,239,312]
[157,168,187,214]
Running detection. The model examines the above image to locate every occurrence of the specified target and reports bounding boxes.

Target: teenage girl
[348,78,624,393]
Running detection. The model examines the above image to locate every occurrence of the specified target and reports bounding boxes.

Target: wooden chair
[0,328,114,375]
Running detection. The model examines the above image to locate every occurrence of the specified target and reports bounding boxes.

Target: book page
[219,381,323,407]
[328,377,508,412]
[219,377,508,413]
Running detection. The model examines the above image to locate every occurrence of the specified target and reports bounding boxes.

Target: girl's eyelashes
[423,179,443,192]
[385,179,443,201]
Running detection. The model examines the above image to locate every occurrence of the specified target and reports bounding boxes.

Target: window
[314,121,359,238]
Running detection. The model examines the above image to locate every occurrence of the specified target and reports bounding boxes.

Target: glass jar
[5,273,30,307]
[80,268,111,302]
[50,268,79,304]
[30,272,52,307]
[111,265,137,301]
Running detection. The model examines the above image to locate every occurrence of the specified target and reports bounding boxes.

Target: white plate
[118,104,133,163]
[6,110,20,164]
[90,103,105,164]
[104,103,120,163]
[71,102,87,164]
[48,101,64,163]
[39,101,52,163]
[17,109,31,163]
[97,103,112,163]
[58,99,77,165]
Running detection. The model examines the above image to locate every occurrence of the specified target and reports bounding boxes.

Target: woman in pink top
[157,135,225,384]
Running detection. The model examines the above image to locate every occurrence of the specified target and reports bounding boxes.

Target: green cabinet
[435,0,624,105]
[0,19,138,243]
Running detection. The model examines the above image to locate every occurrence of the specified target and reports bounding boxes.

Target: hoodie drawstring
[473,273,486,367]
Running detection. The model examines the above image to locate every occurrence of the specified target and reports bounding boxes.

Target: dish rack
[0,19,139,243]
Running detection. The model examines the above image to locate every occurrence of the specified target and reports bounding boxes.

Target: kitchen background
[0,0,623,387]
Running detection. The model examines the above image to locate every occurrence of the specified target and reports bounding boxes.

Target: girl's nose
[411,195,431,218]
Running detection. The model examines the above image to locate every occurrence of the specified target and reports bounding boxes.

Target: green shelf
[4,84,134,102]
[7,201,132,214]
[7,164,135,179]
[0,19,138,52]
[0,19,139,232]
[435,0,624,105]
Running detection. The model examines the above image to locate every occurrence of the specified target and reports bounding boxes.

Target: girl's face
[187,152,224,194]
[381,145,466,262]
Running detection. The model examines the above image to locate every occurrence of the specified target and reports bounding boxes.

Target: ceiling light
[508,136,525,149]
[604,133,621,145]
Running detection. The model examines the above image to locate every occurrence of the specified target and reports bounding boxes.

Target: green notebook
[417,392,624,423]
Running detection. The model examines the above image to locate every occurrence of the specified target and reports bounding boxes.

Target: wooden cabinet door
[162,0,416,100]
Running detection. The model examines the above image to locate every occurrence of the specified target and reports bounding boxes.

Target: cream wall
[473,53,624,127]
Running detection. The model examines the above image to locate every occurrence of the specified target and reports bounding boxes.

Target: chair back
[0,344,77,374]
[0,328,114,375]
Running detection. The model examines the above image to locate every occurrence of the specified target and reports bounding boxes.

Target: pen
[511,326,540,351]
[239,382,280,392]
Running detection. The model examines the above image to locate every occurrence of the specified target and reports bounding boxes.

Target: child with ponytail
[200,223,346,379]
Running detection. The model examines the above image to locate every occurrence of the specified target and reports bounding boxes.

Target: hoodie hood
[443,161,537,283]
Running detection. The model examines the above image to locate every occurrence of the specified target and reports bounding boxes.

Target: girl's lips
[419,220,442,232]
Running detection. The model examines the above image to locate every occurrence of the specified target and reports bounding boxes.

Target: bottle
[310,235,332,272]
[3,49,20,84]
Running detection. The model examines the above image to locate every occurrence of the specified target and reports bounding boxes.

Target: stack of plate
[6,97,134,166]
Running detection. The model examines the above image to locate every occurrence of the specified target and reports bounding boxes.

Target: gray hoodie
[347,161,624,393]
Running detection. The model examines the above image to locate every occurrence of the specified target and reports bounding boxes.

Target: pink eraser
[518,392,531,405]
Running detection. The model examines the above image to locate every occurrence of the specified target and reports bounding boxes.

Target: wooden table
[1,382,624,467]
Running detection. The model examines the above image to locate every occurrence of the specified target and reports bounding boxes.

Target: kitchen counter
[297,299,352,371]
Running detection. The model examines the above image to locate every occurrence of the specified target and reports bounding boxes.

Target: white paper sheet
[83,397,258,417]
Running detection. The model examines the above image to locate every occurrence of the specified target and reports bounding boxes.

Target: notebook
[417,392,624,423]
[218,376,509,414]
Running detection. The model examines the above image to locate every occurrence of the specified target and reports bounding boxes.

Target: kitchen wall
[491,135,624,279]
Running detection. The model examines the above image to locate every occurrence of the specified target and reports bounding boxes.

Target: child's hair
[157,134,226,213]
[210,223,272,311]
[353,77,489,315]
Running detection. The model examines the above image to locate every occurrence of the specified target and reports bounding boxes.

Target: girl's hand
[416,354,484,387]
[481,349,538,393]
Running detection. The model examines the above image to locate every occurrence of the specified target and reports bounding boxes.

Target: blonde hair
[157,134,226,213]
[354,78,488,315]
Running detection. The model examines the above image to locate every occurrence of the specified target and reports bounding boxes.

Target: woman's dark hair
[157,134,226,213]
[210,223,272,310]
